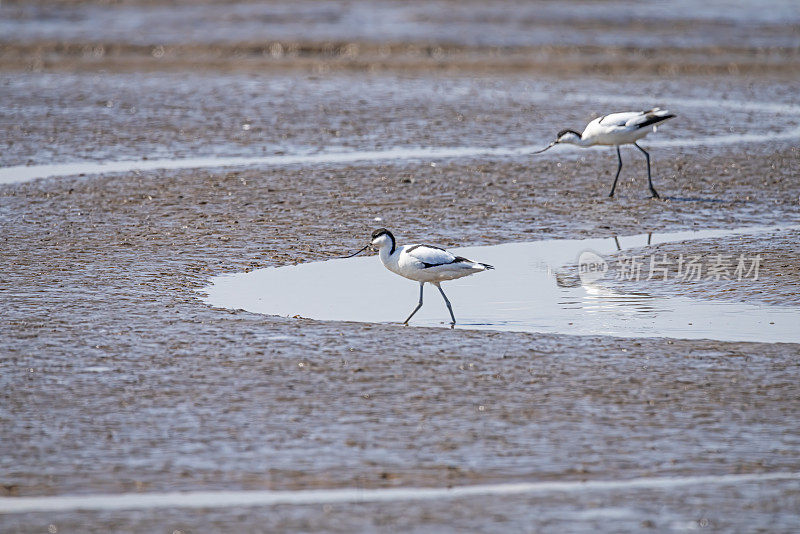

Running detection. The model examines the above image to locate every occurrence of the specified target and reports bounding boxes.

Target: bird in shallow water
[534,107,675,198]
[342,228,494,326]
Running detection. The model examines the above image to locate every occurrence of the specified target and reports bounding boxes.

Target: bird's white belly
[593,128,650,146]
[388,260,477,283]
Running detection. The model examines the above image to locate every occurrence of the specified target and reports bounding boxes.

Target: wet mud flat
[2,1,800,531]
[2,145,800,532]
[5,70,800,170]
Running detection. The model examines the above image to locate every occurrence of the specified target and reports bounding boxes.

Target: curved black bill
[340,244,370,258]
[531,141,557,154]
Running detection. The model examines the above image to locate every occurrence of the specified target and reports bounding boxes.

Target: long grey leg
[634,142,659,198]
[403,282,425,325]
[434,282,456,326]
[609,146,623,197]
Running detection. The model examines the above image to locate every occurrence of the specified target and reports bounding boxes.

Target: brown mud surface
[3,0,799,76]
[1,0,800,532]
[4,40,798,77]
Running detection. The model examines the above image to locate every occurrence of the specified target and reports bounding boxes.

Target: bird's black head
[557,128,581,140]
[371,228,392,240]
[370,228,395,254]
[533,128,583,155]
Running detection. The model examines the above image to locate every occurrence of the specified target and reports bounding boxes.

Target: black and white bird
[534,108,675,198]
[343,228,494,326]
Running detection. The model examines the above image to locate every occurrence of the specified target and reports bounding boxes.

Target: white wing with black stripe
[402,244,458,268]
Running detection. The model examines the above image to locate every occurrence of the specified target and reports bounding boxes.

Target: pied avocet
[343,228,494,326]
[534,108,675,198]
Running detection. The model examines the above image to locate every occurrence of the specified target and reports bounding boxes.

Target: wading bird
[342,228,494,326]
[534,108,675,198]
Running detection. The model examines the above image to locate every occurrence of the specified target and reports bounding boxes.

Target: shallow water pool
[202,225,800,343]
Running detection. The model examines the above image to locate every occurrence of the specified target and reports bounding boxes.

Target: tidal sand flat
[2,0,799,532]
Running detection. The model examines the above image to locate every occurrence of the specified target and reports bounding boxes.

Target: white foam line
[0,145,545,185]
[1,94,798,185]
[2,472,798,514]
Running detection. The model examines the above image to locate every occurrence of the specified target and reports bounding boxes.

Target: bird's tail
[645,107,674,117]
[636,108,675,129]
[479,263,495,270]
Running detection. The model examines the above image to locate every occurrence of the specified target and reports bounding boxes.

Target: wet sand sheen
[203,225,800,343]
[2,471,798,514]
[2,93,798,185]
